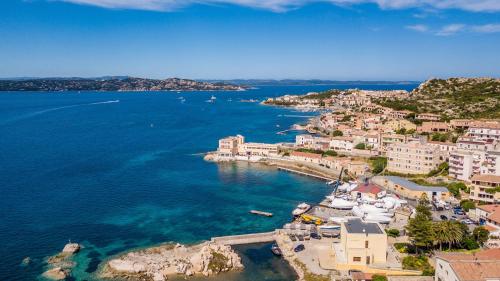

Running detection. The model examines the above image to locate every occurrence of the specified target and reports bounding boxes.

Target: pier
[277,166,336,181]
[211,231,277,245]
[249,210,273,217]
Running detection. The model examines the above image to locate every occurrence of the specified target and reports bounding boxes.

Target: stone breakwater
[100,242,243,281]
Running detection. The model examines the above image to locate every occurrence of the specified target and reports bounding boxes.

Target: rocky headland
[100,242,243,281]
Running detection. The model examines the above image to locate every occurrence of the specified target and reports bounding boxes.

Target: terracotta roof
[290,151,322,159]
[352,183,382,195]
[450,261,500,281]
[471,174,500,184]
[437,248,500,262]
[483,224,499,232]
[477,204,500,213]
[487,209,500,225]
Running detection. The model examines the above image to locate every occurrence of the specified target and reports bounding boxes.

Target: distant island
[205,79,420,86]
[0,77,246,92]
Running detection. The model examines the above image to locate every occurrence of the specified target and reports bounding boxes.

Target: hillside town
[206,79,500,281]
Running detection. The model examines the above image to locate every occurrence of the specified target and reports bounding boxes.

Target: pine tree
[406,194,434,253]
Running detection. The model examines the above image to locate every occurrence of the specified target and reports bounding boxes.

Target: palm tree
[447,221,465,249]
[433,222,451,251]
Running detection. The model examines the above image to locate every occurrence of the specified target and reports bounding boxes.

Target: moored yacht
[292,203,311,216]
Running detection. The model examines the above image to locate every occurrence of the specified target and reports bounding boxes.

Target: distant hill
[0,77,245,92]
[205,79,420,86]
[376,77,500,119]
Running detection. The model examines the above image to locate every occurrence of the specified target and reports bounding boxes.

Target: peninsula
[0,77,246,92]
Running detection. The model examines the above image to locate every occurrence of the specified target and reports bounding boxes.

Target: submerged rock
[21,257,31,266]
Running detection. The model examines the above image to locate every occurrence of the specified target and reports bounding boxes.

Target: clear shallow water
[0,84,417,280]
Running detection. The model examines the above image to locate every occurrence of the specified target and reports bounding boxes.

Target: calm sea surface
[0,84,417,280]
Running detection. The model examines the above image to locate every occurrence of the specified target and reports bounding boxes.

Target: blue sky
[1,0,499,80]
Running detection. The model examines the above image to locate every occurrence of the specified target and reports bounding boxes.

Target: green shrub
[386,228,400,238]
[332,130,343,137]
[460,200,476,212]
[402,256,434,276]
[372,275,388,281]
[355,143,366,150]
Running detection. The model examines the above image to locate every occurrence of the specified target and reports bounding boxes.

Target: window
[353,257,361,262]
[365,241,369,248]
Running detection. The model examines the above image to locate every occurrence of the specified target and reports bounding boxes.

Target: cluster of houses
[217,119,500,204]
[264,89,410,109]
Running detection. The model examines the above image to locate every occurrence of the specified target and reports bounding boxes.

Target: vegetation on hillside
[376,78,500,119]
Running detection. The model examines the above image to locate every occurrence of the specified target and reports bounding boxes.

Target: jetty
[277,166,335,181]
[211,231,276,245]
[249,210,273,217]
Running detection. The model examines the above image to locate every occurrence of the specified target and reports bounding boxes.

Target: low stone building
[372,176,450,201]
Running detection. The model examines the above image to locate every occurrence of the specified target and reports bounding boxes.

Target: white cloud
[470,23,500,33]
[406,23,500,36]
[405,24,428,32]
[54,0,500,12]
[435,23,466,36]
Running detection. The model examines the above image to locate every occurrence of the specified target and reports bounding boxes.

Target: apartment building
[468,120,500,140]
[386,142,442,174]
[417,122,450,133]
[449,138,499,181]
[387,110,412,119]
[218,135,278,157]
[289,151,322,164]
[330,136,357,153]
[416,113,440,121]
[450,119,473,130]
[469,174,500,204]
[238,142,278,157]
[218,135,245,156]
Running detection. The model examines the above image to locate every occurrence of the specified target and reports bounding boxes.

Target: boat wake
[0,100,120,125]
[279,114,315,118]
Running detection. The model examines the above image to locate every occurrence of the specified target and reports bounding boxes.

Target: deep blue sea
[0,84,417,281]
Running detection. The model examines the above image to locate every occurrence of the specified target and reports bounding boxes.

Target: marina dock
[277,166,336,181]
[211,231,277,245]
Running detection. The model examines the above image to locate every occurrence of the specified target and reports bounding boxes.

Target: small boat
[329,198,357,210]
[271,243,282,256]
[249,210,273,217]
[319,224,341,230]
[292,203,311,216]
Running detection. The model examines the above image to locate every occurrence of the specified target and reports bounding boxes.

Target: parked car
[440,215,448,220]
[310,232,322,240]
[450,215,458,221]
[461,219,474,225]
[294,244,305,252]
[289,235,297,241]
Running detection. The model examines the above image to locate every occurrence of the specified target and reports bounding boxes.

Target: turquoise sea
[0,84,417,281]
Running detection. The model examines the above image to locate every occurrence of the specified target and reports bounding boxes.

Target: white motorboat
[329,198,357,210]
[364,214,392,224]
[319,224,341,230]
[329,217,348,224]
[292,203,311,216]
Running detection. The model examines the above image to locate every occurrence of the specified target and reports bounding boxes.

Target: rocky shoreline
[99,242,243,281]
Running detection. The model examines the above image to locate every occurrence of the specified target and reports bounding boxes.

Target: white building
[330,136,356,153]
[386,142,442,175]
[467,121,500,140]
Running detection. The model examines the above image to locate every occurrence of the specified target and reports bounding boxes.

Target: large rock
[108,259,146,273]
[42,267,69,280]
[62,243,80,254]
